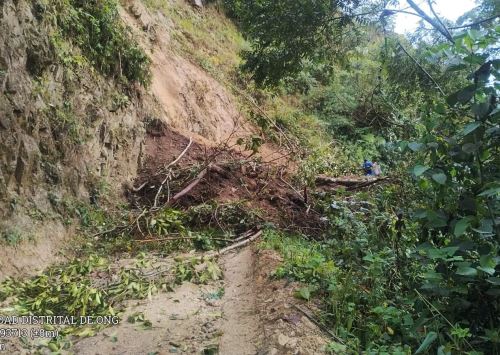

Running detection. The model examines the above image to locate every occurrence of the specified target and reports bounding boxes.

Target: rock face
[0,0,157,279]
[0,0,251,279]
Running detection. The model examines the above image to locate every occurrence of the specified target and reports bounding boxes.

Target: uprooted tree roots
[122,131,329,241]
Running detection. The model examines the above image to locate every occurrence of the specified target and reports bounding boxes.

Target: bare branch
[154,137,193,208]
[397,42,446,96]
[427,0,454,41]
[406,0,454,43]
[170,166,208,202]
[449,14,500,30]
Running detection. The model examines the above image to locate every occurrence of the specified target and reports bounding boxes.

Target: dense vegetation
[224,0,500,353]
[50,0,151,85]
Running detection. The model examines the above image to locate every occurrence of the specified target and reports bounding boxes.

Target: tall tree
[233,0,363,86]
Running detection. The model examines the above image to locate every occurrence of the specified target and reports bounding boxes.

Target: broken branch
[154,137,193,208]
[217,230,263,254]
[171,167,208,202]
[134,236,234,243]
[398,42,446,96]
[292,304,347,346]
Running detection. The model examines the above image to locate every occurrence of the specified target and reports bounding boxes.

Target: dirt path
[219,247,261,354]
[70,248,261,355]
[73,282,224,354]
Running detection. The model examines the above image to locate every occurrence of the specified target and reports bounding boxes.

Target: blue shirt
[363,161,373,175]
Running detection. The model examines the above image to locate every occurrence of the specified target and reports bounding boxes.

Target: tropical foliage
[227,0,500,352]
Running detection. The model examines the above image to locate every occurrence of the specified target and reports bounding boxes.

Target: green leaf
[446,64,467,72]
[447,85,476,106]
[477,266,496,275]
[426,211,448,228]
[202,347,219,355]
[442,247,460,256]
[142,320,153,330]
[456,266,477,276]
[408,142,424,152]
[467,29,481,41]
[437,345,451,355]
[489,107,500,121]
[423,271,444,281]
[326,341,347,353]
[472,218,494,234]
[472,103,491,119]
[432,173,447,185]
[481,254,497,268]
[415,331,438,354]
[454,217,472,237]
[479,255,497,275]
[413,165,430,177]
[486,277,500,286]
[461,122,481,136]
[478,187,500,197]
[426,247,459,260]
[75,327,96,338]
[464,53,487,65]
[111,335,118,343]
[295,286,311,301]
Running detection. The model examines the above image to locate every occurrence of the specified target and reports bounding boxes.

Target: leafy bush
[395,27,500,353]
[225,0,361,86]
[53,0,151,85]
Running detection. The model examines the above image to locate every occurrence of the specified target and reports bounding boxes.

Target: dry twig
[154,137,193,208]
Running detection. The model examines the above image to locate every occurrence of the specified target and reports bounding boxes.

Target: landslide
[0,1,340,353]
[0,0,277,280]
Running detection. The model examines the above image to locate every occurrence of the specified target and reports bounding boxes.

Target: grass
[1,229,28,246]
[143,0,245,82]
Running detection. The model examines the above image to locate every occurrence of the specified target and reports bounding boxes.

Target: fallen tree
[315,175,390,191]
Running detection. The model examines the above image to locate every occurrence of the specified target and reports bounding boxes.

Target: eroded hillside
[0,0,270,279]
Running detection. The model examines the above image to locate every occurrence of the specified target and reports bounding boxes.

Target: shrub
[54,0,151,85]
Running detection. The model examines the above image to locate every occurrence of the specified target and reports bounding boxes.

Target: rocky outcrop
[0,0,158,279]
[0,0,255,279]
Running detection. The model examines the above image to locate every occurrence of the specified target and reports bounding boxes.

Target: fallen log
[169,230,263,262]
[347,177,389,191]
[217,230,262,255]
[133,231,263,279]
[316,175,389,189]
[316,175,370,186]
[134,236,234,243]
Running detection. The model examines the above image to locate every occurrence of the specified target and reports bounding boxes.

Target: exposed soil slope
[120,0,252,144]
[0,0,155,279]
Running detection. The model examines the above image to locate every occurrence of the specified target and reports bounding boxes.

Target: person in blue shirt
[363,159,373,176]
